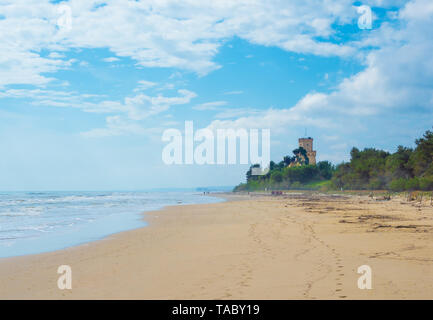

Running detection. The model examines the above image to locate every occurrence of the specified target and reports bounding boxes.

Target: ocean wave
[0,207,43,217]
[0,191,223,258]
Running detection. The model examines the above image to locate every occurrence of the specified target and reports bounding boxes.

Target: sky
[0,0,432,191]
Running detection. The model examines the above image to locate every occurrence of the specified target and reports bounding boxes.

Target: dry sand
[0,192,432,299]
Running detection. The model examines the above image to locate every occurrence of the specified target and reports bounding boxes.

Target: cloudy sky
[0,0,432,190]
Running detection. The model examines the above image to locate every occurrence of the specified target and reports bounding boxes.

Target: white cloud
[133,80,157,92]
[206,0,433,142]
[214,108,261,119]
[193,101,227,110]
[121,89,197,120]
[0,81,196,117]
[0,0,363,88]
[2,0,431,146]
[79,87,197,137]
[80,116,148,138]
[207,107,334,135]
[0,47,70,87]
[102,57,120,63]
[0,83,197,137]
[48,52,65,59]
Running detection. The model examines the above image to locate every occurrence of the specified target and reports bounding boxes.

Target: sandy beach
[0,192,432,299]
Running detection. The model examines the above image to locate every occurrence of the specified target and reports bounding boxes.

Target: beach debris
[408,191,418,201]
[375,195,391,201]
[271,191,283,196]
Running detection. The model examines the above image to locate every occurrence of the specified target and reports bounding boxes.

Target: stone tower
[298,137,316,165]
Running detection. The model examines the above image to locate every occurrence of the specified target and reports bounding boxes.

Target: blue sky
[1,0,432,190]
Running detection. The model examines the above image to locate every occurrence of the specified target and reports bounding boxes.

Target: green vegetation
[333,128,433,191]
[234,146,336,191]
[234,127,433,192]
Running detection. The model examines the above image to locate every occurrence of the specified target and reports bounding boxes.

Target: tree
[409,128,433,177]
[269,161,276,171]
[283,156,294,166]
[385,146,413,181]
[389,178,407,192]
[246,164,260,182]
[236,127,433,192]
[317,161,335,180]
[292,147,309,165]
[271,171,283,183]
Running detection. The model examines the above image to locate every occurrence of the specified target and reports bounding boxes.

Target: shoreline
[0,192,226,260]
[1,192,432,299]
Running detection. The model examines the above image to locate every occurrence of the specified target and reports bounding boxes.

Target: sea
[0,191,224,258]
